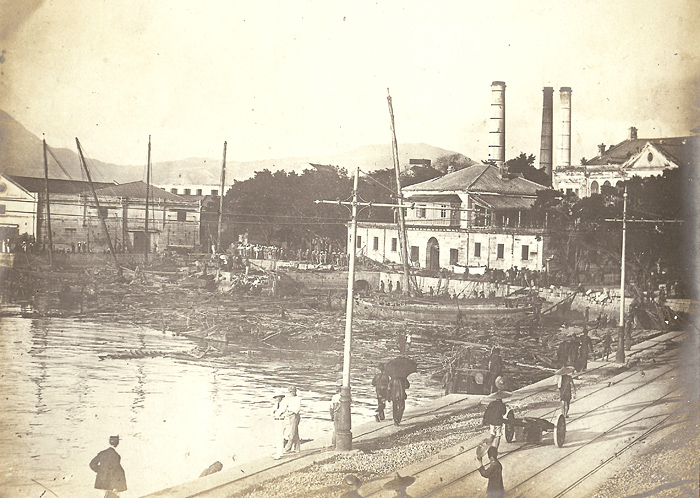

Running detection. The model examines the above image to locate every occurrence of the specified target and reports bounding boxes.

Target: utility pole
[616,185,628,363]
[217,141,227,253]
[336,166,360,450]
[316,168,412,450]
[42,137,54,267]
[76,138,122,277]
[145,135,151,262]
[387,89,413,296]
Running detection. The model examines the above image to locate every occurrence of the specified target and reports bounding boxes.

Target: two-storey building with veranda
[354,163,553,272]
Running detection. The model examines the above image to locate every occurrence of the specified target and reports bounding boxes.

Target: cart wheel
[504,410,515,443]
[555,414,566,447]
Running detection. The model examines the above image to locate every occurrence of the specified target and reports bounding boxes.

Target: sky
[1,0,699,167]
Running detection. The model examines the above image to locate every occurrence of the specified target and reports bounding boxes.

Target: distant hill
[0,109,468,185]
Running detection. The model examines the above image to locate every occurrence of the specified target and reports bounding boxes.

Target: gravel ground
[222,333,697,498]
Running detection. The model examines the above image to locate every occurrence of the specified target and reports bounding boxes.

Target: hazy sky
[1,0,698,167]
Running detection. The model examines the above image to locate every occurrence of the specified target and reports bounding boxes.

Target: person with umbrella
[385,357,416,426]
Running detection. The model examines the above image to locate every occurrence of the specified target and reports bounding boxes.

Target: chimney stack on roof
[629,127,638,140]
[598,143,606,156]
[488,81,507,177]
[539,87,554,183]
[559,87,572,168]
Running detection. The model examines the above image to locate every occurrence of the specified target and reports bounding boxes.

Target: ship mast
[387,89,413,296]
[76,138,122,277]
[42,137,54,267]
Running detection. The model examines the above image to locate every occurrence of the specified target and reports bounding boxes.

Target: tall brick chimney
[629,127,638,140]
[488,81,506,175]
[539,87,554,182]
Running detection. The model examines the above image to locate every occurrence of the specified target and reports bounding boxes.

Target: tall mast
[42,137,54,267]
[387,88,413,296]
[75,138,122,277]
[217,141,227,253]
[145,135,151,262]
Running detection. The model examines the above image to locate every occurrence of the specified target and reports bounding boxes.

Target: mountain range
[0,110,468,186]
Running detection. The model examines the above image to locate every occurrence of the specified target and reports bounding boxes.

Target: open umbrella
[384,356,417,378]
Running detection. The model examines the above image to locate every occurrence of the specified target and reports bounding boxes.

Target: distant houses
[0,174,200,253]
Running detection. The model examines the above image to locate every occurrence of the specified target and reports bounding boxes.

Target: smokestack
[559,87,572,168]
[488,81,506,175]
[539,87,554,181]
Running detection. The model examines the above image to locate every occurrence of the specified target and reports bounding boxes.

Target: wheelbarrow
[503,409,566,448]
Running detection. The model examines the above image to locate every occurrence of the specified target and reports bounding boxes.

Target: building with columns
[553,127,698,197]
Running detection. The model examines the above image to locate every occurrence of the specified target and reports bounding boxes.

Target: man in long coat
[390,376,410,426]
[89,435,127,497]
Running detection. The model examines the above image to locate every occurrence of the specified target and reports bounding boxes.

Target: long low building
[354,163,553,272]
[0,174,201,253]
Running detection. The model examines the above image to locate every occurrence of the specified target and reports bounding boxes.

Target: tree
[505,152,550,186]
[433,153,476,174]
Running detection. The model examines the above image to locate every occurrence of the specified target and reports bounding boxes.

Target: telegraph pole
[616,185,628,363]
[316,168,411,450]
[145,135,151,262]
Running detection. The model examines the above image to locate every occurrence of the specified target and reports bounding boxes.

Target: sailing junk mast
[75,138,123,277]
[217,141,227,252]
[145,135,152,260]
[42,138,54,266]
[387,89,413,296]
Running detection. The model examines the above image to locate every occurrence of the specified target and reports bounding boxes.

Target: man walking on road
[477,446,504,498]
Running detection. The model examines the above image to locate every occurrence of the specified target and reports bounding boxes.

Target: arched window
[603,180,611,187]
[590,180,599,195]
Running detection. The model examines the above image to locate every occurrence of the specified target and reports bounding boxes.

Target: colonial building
[354,163,552,272]
[0,174,200,252]
[553,127,698,197]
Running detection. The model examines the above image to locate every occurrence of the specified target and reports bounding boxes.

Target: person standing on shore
[488,347,503,394]
[477,446,505,498]
[89,435,127,497]
[271,393,286,459]
[390,376,410,426]
[282,386,302,452]
[371,364,390,422]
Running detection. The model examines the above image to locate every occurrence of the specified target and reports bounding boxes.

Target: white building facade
[353,164,551,272]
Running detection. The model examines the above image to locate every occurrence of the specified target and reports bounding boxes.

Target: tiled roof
[584,136,699,167]
[92,181,189,202]
[405,194,462,204]
[403,164,544,196]
[6,175,114,194]
[471,194,536,210]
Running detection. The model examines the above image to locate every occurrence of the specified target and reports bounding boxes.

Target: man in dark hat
[477,446,504,498]
[371,364,390,422]
[89,435,127,497]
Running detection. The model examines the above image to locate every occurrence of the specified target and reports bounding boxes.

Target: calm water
[0,308,442,497]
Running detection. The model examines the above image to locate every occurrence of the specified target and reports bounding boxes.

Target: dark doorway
[426,237,440,271]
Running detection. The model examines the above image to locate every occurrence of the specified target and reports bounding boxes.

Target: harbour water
[0,308,442,497]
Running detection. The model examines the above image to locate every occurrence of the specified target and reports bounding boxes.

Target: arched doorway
[426,237,440,271]
[590,180,599,195]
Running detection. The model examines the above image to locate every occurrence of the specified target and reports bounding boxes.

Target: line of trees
[218,155,690,294]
